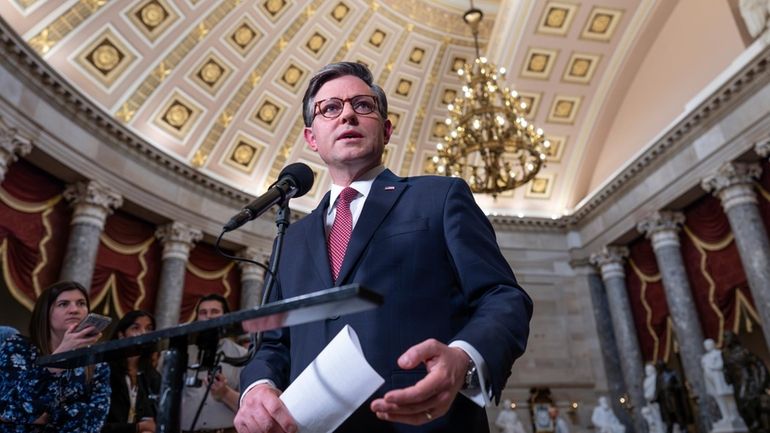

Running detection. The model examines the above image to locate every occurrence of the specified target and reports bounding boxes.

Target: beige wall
[589,0,744,192]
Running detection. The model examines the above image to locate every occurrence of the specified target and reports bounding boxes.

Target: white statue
[591,396,626,433]
[643,363,657,403]
[495,399,527,433]
[701,338,746,430]
[642,364,665,433]
[641,406,665,433]
[739,0,770,37]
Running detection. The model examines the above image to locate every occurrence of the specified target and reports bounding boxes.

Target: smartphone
[73,313,112,334]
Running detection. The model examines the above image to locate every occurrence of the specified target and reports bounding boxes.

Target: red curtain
[0,160,69,310]
[625,238,672,362]
[180,242,242,323]
[680,195,753,346]
[90,210,162,318]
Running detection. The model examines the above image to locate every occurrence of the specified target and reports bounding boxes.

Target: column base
[710,416,748,433]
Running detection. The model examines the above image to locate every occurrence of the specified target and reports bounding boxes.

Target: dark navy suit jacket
[241,169,533,433]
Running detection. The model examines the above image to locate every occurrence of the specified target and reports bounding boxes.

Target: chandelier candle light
[433,4,550,197]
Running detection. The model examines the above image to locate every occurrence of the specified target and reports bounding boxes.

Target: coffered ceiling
[0,0,748,217]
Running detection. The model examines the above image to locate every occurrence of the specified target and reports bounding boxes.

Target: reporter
[101,310,160,433]
[0,281,110,432]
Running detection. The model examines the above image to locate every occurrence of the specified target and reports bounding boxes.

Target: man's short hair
[302,61,388,127]
[194,293,230,320]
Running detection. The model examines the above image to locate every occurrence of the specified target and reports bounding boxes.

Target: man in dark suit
[234,62,532,433]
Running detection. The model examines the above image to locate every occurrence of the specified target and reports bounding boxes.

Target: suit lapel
[303,192,334,289]
[335,169,406,284]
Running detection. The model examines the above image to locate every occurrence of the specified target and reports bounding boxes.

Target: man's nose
[340,103,359,124]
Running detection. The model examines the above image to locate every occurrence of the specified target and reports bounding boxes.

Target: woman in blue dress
[0,281,110,432]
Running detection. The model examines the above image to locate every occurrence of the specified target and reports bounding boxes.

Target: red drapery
[0,160,69,310]
[90,210,163,318]
[680,195,754,346]
[625,238,672,362]
[180,242,242,323]
[625,190,760,360]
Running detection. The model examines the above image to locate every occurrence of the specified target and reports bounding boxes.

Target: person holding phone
[102,310,160,433]
[0,281,110,432]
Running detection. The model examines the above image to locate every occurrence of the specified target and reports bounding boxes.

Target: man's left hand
[370,339,469,425]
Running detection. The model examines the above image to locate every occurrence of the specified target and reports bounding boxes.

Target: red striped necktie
[328,187,358,280]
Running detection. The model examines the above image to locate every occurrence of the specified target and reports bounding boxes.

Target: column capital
[590,246,629,281]
[702,162,761,210]
[637,211,685,250]
[0,122,33,181]
[155,222,202,261]
[754,137,770,158]
[63,180,123,229]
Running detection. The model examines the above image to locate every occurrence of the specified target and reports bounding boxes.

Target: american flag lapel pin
[384,186,395,191]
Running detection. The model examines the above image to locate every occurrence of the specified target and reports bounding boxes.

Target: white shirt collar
[327,165,386,214]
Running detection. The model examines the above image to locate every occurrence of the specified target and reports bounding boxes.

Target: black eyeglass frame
[312,95,379,121]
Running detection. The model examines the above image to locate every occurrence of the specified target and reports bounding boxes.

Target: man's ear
[304,127,318,152]
[383,118,393,144]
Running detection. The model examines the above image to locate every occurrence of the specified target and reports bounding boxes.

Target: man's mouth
[337,131,363,140]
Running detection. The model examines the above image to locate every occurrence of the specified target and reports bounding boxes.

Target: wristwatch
[462,357,480,390]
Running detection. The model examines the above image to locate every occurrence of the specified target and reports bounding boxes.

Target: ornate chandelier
[432,5,550,197]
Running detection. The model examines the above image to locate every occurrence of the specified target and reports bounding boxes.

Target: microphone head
[279,162,314,198]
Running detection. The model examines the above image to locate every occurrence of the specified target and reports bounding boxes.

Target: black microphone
[223,162,314,232]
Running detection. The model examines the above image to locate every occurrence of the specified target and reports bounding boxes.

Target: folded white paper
[280,325,384,433]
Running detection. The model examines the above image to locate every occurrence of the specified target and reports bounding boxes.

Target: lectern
[37,284,382,433]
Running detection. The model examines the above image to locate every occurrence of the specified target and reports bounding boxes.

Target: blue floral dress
[0,334,110,432]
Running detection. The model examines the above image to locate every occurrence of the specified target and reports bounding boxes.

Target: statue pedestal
[710,396,748,433]
[711,417,748,433]
[642,403,665,433]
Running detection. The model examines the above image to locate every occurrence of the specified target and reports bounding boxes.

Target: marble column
[590,247,647,433]
[59,181,123,291]
[0,123,33,182]
[237,247,269,310]
[637,212,710,432]
[154,222,202,329]
[702,162,770,351]
[572,260,634,431]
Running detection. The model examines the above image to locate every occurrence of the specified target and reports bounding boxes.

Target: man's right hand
[234,383,297,433]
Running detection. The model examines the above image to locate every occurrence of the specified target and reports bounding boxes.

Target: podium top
[37,284,382,369]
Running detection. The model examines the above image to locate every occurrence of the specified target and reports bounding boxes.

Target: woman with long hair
[0,281,110,432]
[101,310,160,433]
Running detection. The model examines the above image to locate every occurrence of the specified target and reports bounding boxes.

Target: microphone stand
[212,201,292,366]
[252,202,290,353]
[190,200,290,432]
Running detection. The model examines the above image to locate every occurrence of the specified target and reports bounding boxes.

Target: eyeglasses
[313,95,378,120]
